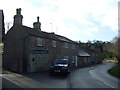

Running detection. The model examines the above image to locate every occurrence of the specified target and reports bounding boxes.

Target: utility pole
[6,22,11,30]
[50,22,53,32]
[56,26,58,34]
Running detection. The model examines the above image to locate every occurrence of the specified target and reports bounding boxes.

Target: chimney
[13,8,23,26]
[33,16,41,31]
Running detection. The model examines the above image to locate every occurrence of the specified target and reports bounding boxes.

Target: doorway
[29,49,49,72]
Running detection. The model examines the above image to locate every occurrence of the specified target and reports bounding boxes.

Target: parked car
[97,61,103,64]
[49,59,70,75]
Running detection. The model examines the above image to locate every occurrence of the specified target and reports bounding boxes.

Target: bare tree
[5,21,12,33]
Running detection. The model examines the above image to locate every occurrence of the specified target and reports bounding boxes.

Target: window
[64,56,69,60]
[54,59,68,64]
[65,43,69,48]
[37,38,43,46]
[52,41,56,47]
[72,44,75,49]
[88,58,90,63]
[72,56,75,63]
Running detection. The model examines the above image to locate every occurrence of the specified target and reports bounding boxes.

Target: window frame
[36,38,43,46]
[52,40,56,48]
[64,56,69,60]
[72,44,75,49]
[64,43,69,48]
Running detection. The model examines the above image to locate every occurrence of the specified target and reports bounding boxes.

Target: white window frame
[52,40,56,48]
[65,43,69,48]
[37,38,43,46]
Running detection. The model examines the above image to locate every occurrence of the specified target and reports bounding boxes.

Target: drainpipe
[75,56,78,67]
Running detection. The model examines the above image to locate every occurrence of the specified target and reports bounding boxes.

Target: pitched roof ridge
[16,25,77,43]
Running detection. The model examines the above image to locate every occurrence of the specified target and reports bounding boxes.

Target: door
[29,54,36,72]
[29,49,48,72]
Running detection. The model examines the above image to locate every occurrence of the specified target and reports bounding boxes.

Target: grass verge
[108,63,120,79]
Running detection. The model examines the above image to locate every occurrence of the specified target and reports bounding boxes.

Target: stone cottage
[3,8,102,73]
[3,8,80,73]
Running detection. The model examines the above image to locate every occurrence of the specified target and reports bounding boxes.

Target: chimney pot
[16,8,21,15]
[33,16,41,31]
[13,8,23,26]
[37,16,39,22]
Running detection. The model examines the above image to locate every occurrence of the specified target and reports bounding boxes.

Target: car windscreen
[54,60,68,64]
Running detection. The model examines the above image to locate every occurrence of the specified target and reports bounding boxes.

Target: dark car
[49,59,70,75]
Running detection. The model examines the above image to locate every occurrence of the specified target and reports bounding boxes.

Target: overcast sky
[0,0,119,42]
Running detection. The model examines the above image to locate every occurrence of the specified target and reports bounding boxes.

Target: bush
[102,51,116,59]
[108,63,120,78]
[0,43,4,52]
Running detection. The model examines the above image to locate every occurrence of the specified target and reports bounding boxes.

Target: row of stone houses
[2,8,102,73]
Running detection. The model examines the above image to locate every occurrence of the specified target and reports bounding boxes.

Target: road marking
[90,67,94,69]
[67,73,71,89]
[2,74,55,88]
[1,75,22,88]
[89,70,115,88]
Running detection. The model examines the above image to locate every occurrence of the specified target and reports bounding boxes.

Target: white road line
[1,75,22,88]
[89,70,115,88]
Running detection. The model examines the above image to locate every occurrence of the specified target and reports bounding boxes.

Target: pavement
[2,71,54,88]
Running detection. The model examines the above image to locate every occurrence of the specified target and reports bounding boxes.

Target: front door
[29,49,49,72]
[29,54,36,72]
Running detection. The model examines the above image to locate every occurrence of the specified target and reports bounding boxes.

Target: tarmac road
[2,62,119,89]
[68,62,119,88]
[24,71,69,88]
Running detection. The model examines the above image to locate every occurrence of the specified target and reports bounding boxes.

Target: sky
[0,0,119,42]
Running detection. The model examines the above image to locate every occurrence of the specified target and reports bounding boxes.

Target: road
[68,62,119,88]
[2,62,119,89]
[24,71,69,88]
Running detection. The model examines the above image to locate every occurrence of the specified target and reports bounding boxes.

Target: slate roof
[55,34,75,43]
[78,49,90,57]
[21,25,59,40]
[13,25,77,44]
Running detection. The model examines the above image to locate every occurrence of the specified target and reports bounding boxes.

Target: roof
[55,34,75,43]
[12,25,77,44]
[84,48,100,54]
[78,49,90,57]
[21,26,59,40]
